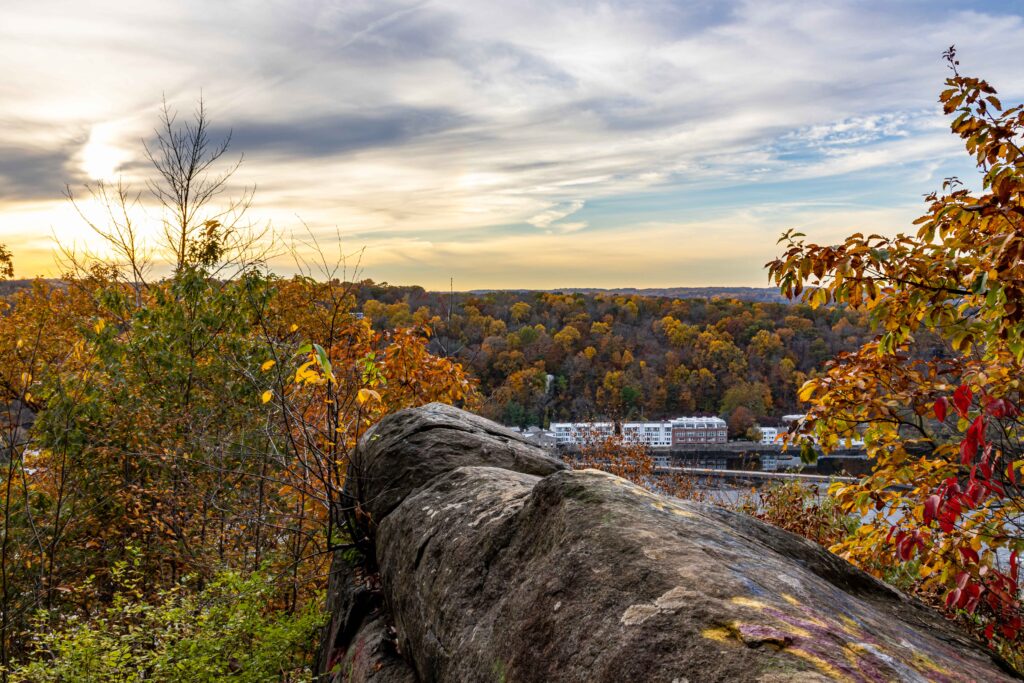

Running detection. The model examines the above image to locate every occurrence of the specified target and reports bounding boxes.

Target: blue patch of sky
[556,155,979,234]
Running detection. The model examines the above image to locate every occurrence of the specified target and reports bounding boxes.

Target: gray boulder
[345,402,567,526]
[321,403,1019,682]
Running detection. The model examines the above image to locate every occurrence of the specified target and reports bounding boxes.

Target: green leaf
[312,343,334,383]
[799,440,818,465]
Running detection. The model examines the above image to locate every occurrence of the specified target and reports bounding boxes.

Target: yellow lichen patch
[842,644,865,672]
[839,615,860,632]
[806,615,834,630]
[782,624,812,640]
[786,647,854,682]
[730,596,769,609]
[909,650,949,676]
[701,626,737,644]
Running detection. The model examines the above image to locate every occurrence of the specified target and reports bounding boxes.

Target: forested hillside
[352,283,873,430]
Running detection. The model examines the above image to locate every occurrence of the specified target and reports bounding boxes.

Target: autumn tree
[64,97,267,290]
[144,97,265,274]
[727,406,757,440]
[768,48,1024,654]
[0,246,12,280]
[510,301,531,323]
[720,380,772,419]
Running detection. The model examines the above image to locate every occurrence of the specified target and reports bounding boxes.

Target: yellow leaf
[94,319,105,334]
[289,323,298,332]
[357,388,380,406]
[295,360,319,383]
[260,359,276,372]
[261,390,273,404]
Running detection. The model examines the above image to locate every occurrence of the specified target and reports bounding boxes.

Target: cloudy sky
[3,0,1024,289]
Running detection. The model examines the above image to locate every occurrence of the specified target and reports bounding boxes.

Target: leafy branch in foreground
[768,46,1024,659]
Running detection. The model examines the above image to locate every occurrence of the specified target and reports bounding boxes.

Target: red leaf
[924,495,941,524]
[987,398,1008,419]
[968,481,986,506]
[960,438,978,465]
[946,588,961,608]
[953,384,973,417]
[956,581,983,613]
[1009,462,1018,486]
[959,546,980,564]
[985,623,996,641]
[979,461,993,481]
[968,415,986,445]
[934,397,948,422]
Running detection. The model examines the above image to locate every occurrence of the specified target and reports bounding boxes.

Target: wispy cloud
[527,200,585,230]
[2,0,1024,287]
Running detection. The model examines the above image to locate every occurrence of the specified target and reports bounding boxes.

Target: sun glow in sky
[2,0,1024,289]
[78,124,133,182]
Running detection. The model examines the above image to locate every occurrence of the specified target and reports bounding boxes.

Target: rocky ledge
[317,403,1019,682]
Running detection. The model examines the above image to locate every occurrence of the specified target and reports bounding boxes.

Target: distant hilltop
[0,279,790,304]
[463,286,790,303]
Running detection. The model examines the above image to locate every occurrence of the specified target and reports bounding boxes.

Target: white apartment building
[622,421,673,448]
[550,422,613,446]
[551,417,726,447]
[758,426,780,445]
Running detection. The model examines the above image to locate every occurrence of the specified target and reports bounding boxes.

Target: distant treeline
[0,278,65,297]
[465,286,789,303]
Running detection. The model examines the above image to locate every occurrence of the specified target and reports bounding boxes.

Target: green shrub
[9,553,325,682]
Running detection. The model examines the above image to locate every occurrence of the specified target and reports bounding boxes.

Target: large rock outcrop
[319,403,1019,682]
